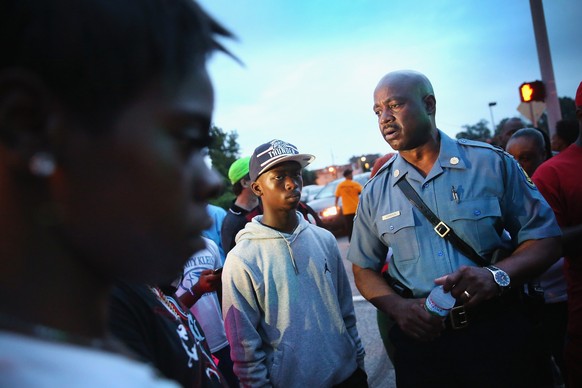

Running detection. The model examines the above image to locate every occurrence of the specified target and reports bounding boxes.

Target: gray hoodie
[222,212,365,387]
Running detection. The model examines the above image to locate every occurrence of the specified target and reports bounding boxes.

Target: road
[336,236,396,388]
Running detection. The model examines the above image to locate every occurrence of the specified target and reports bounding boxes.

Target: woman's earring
[29,152,56,177]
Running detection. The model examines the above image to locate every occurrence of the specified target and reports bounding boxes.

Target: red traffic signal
[519,81,545,102]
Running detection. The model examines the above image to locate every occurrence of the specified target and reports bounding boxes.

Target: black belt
[446,291,520,330]
[384,272,520,330]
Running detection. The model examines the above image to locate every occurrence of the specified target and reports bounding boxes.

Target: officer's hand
[434,266,498,308]
[391,297,445,341]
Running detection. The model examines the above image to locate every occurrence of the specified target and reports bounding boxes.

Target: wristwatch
[485,265,511,295]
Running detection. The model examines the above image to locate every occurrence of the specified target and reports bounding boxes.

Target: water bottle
[424,285,456,317]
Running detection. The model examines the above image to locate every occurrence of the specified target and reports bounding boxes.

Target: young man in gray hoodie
[222,139,367,387]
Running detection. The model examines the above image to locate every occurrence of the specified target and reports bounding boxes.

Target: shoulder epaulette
[372,154,398,178]
[457,137,536,188]
[456,138,509,156]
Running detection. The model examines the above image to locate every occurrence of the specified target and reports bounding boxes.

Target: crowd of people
[1,1,580,388]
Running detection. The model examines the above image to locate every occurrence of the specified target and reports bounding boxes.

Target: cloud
[203,0,582,170]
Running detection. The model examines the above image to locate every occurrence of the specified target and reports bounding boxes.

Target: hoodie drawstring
[278,232,299,275]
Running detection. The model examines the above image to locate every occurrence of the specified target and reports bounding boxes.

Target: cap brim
[253,153,315,181]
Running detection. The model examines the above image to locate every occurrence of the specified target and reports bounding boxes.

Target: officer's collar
[389,130,466,186]
[438,131,467,170]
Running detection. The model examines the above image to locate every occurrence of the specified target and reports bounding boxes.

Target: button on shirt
[347,131,561,297]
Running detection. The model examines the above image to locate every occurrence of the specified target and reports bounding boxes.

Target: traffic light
[519,81,545,102]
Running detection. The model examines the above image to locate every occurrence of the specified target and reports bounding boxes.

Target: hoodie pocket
[269,342,292,387]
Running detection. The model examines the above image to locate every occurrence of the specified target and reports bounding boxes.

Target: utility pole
[529,0,561,137]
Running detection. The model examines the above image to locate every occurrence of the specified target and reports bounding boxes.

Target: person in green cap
[221,156,261,254]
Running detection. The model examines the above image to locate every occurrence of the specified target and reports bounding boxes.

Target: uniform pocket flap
[377,207,416,235]
[447,197,501,222]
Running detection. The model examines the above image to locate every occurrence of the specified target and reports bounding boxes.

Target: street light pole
[488,102,497,134]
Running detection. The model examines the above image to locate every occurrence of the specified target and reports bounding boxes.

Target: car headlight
[321,206,338,218]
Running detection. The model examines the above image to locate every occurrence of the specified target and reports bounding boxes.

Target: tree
[457,97,576,144]
[208,125,241,209]
[208,125,240,181]
[537,96,577,132]
[302,169,317,186]
[455,119,492,141]
[559,96,577,121]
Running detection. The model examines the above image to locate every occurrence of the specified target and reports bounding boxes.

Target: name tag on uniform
[381,211,401,220]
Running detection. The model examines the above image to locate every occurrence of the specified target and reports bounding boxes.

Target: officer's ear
[423,94,436,116]
[0,69,61,176]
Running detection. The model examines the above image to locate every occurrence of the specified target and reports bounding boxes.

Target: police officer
[348,70,562,387]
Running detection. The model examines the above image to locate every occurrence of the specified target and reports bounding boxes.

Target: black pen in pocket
[451,186,459,203]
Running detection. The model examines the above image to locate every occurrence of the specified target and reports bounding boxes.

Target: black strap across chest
[396,178,489,267]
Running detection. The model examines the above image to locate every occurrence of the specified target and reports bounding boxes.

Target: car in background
[301,184,323,203]
[307,172,371,235]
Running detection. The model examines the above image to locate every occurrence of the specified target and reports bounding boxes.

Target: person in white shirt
[177,238,238,387]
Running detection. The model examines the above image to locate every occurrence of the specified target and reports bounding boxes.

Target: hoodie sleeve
[222,254,271,387]
[329,235,366,370]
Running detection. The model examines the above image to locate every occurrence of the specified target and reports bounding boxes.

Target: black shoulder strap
[396,178,488,267]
